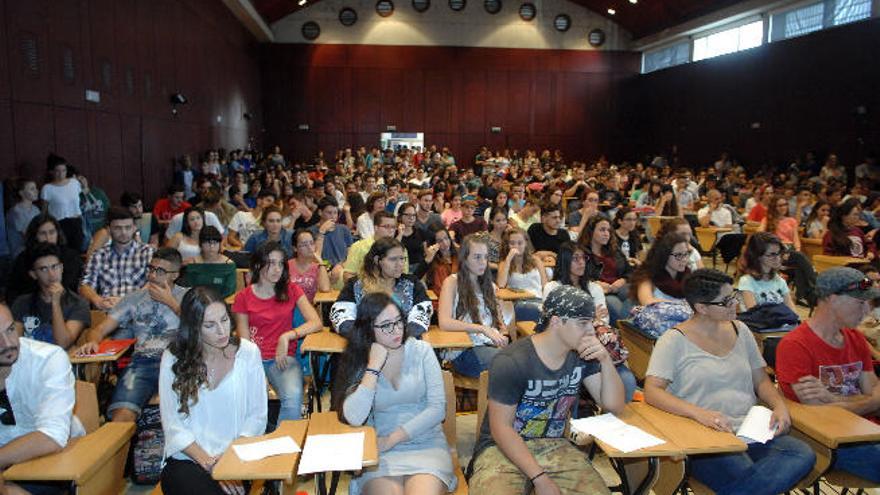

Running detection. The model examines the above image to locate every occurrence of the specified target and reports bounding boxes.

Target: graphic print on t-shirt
[819,362,863,396]
[513,366,583,439]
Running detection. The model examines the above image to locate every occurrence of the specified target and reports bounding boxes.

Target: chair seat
[453,373,480,390]
[824,470,880,488]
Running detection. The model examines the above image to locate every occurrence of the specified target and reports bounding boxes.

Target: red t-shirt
[776,322,874,402]
[153,198,191,222]
[232,282,305,359]
[747,203,767,222]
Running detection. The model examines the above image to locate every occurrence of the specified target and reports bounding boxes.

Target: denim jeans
[689,434,815,495]
[109,357,160,416]
[262,358,304,423]
[451,345,499,378]
[834,441,880,483]
[616,363,637,403]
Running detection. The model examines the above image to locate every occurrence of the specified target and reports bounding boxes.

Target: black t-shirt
[473,338,600,459]
[401,229,427,266]
[11,291,90,345]
[527,223,571,253]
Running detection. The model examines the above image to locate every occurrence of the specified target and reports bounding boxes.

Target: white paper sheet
[232,436,301,462]
[297,432,365,474]
[736,405,775,444]
[570,413,666,453]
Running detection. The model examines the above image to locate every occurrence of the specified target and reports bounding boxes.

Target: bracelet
[365,368,382,376]
[529,471,547,484]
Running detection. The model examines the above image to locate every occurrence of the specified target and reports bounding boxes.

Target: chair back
[74,381,100,434]
[812,254,862,273]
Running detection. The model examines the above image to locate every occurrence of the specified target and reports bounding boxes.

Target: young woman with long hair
[629,232,692,306]
[167,206,205,261]
[483,206,509,272]
[497,227,547,322]
[438,234,511,377]
[803,200,831,239]
[613,207,643,262]
[656,217,704,271]
[424,227,458,308]
[738,233,796,311]
[578,215,632,323]
[823,198,876,260]
[332,292,456,495]
[5,214,83,303]
[6,178,40,256]
[761,195,801,251]
[232,242,322,424]
[160,286,267,494]
[331,237,433,338]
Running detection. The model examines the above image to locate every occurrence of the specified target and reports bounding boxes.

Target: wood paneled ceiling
[252,0,744,39]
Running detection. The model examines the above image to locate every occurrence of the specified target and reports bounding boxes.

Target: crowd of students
[0,145,877,494]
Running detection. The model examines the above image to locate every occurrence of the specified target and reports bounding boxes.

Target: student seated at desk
[0,302,83,495]
[331,237,432,339]
[775,267,880,483]
[232,242,322,424]
[468,285,624,495]
[644,269,814,495]
[11,243,90,349]
[76,248,186,423]
[737,233,797,312]
[438,234,511,378]
[160,287,267,495]
[333,292,456,495]
[497,227,547,322]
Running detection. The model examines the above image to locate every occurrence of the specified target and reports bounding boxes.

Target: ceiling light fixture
[629,0,637,4]
[298,0,307,5]
[607,8,616,14]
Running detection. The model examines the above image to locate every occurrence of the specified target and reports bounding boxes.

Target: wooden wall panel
[461,72,486,134]
[7,0,51,104]
[12,102,54,177]
[53,107,90,175]
[351,68,382,134]
[0,100,15,179]
[0,0,9,100]
[47,0,84,108]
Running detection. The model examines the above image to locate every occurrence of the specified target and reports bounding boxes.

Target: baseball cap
[534,285,595,333]
[816,267,880,300]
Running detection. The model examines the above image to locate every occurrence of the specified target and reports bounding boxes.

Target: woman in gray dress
[332,292,456,495]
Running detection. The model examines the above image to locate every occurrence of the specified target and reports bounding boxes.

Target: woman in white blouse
[159,286,267,495]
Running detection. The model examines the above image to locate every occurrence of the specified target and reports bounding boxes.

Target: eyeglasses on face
[700,290,742,307]
[670,251,690,261]
[374,317,405,335]
[146,265,178,276]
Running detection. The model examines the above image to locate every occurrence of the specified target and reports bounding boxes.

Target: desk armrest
[786,399,880,448]
[4,422,135,483]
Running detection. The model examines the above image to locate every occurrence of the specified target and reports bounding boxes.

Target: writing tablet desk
[69,340,135,381]
[301,329,348,414]
[632,402,746,494]
[212,420,309,495]
[306,411,378,495]
[422,328,474,349]
[786,399,880,487]
[593,402,681,495]
[496,288,537,301]
[4,422,135,495]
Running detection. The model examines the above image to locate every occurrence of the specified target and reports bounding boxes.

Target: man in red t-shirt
[776,266,880,482]
[152,184,191,226]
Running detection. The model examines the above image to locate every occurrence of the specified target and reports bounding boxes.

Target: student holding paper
[643,269,814,495]
[160,286,267,495]
[468,285,624,495]
[332,292,456,495]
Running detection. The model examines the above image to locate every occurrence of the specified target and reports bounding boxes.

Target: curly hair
[764,194,790,237]
[332,292,406,421]
[629,232,689,300]
[456,234,503,328]
[827,198,862,256]
[169,286,239,416]
[577,214,617,258]
[682,268,733,310]
[25,214,68,248]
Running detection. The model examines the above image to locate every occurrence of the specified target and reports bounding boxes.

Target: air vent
[449,0,465,11]
[412,0,430,12]
[339,7,358,26]
[376,0,394,17]
[144,73,153,98]
[101,60,112,89]
[484,0,501,14]
[125,67,135,96]
[518,3,536,21]
[554,14,571,32]
[302,21,321,40]
[20,34,39,77]
[62,45,75,82]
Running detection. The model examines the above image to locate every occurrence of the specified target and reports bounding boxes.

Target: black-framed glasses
[670,251,690,261]
[374,318,405,335]
[146,265,178,277]
[762,251,782,259]
[700,290,742,307]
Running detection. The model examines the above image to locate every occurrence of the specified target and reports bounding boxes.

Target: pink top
[232,281,305,359]
[288,260,319,303]
[774,217,799,245]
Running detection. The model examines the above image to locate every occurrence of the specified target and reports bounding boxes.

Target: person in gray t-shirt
[644,268,814,495]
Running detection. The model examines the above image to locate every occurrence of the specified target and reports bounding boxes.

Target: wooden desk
[213,420,308,494]
[786,400,880,448]
[593,404,680,495]
[69,341,134,365]
[313,290,340,305]
[306,412,378,495]
[426,289,438,301]
[694,226,731,253]
[812,254,864,273]
[301,329,347,414]
[633,402,746,455]
[4,422,135,495]
[516,321,536,338]
[496,288,537,301]
[422,328,474,349]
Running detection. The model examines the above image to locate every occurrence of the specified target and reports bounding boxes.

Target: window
[832,0,872,25]
[771,2,824,41]
[642,41,690,73]
[693,20,763,62]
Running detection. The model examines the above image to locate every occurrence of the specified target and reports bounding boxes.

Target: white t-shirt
[40,180,82,220]
[228,211,260,245]
[737,274,790,306]
[164,211,226,240]
[697,205,733,227]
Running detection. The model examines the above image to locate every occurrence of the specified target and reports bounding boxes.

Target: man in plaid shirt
[80,207,155,310]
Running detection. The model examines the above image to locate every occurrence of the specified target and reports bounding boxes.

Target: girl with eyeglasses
[232,241,322,426]
[332,292,456,495]
[613,207,643,263]
[396,202,429,277]
[738,233,797,312]
[631,232,692,306]
[331,237,433,339]
[644,269,814,494]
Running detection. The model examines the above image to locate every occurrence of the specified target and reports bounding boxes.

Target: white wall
[271,0,630,50]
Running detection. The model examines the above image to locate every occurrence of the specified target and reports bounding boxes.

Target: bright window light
[693,19,764,61]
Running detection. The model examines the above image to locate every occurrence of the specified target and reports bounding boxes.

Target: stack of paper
[232,436,301,462]
[736,405,775,444]
[298,432,365,474]
[570,413,666,453]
